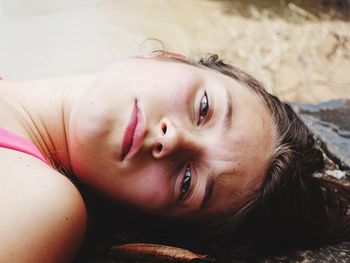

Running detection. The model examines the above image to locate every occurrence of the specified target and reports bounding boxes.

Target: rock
[259,242,350,263]
[325,169,347,179]
[292,99,350,170]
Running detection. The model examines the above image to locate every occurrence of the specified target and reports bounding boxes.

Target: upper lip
[120,100,146,161]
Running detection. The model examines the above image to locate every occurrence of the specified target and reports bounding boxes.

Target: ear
[136,50,188,62]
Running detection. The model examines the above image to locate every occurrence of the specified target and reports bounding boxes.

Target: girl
[0,52,347,262]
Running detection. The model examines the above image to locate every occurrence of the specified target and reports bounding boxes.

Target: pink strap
[0,128,48,164]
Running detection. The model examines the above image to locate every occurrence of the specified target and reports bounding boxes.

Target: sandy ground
[0,0,349,103]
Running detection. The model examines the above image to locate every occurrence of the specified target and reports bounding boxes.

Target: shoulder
[0,146,85,207]
[0,147,87,262]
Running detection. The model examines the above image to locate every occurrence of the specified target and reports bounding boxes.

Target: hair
[189,54,350,257]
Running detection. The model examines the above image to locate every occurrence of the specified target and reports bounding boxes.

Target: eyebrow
[224,88,233,131]
[200,175,215,210]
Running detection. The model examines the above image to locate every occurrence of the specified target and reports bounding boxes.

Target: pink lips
[120,100,145,161]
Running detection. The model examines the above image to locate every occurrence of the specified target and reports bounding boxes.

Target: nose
[152,117,197,159]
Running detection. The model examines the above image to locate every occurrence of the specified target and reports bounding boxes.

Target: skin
[0,57,275,261]
[68,58,276,218]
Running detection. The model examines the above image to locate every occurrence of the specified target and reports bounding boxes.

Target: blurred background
[0,0,349,103]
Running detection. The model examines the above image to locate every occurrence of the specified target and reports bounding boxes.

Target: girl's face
[69,58,275,219]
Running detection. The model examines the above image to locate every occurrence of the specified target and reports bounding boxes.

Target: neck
[0,74,99,173]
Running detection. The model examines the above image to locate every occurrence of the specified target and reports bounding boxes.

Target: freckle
[65,217,69,221]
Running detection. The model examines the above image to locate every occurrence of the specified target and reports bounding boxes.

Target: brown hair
[193,54,350,256]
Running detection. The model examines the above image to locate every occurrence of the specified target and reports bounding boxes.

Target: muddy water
[0,0,349,102]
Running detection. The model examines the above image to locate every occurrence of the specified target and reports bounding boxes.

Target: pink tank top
[0,128,48,164]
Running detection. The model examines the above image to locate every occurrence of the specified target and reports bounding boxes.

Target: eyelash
[197,91,209,125]
[180,164,192,200]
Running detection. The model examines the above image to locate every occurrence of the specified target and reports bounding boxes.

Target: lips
[120,100,145,161]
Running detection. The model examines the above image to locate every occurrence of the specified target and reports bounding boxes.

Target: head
[69,51,344,254]
[68,52,276,220]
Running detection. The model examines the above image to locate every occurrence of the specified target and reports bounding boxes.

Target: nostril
[161,123,167,135]
[156,143,163,153]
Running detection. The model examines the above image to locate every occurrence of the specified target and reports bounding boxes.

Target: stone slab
[293,99,350,169]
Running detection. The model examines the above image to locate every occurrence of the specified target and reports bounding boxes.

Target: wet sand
[0,0,349,103]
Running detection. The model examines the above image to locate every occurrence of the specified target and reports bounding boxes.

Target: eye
[198,91,209,125]
[180,164,192,200]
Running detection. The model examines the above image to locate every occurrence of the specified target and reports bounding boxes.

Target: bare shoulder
[0,148,87,263]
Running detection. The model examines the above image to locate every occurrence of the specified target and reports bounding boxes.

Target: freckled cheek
[129,169,173,209]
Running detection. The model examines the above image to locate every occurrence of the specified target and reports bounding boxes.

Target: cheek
[161,88,187,113]
[142,86,188,119]
[139,72,193,114]
[119,165,174,210]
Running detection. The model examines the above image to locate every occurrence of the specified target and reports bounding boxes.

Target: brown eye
[198,91,209,125]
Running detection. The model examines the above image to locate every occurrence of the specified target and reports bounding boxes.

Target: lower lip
[120,101,145,161]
